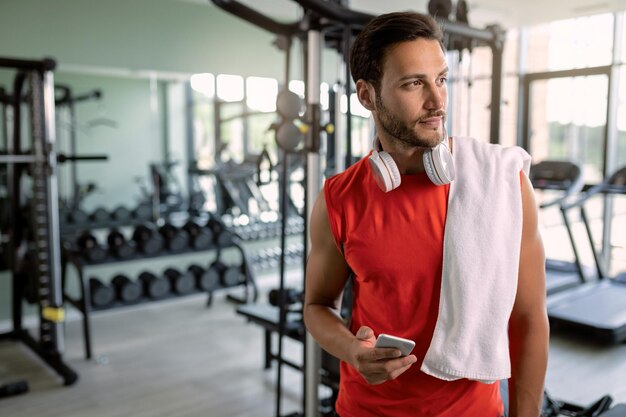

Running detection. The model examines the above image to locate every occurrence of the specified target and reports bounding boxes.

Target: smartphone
[374,334,416,357]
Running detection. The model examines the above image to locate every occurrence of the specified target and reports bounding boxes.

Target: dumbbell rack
[0,57,78,385]
[58,202,154,235]
[61,223,258,360]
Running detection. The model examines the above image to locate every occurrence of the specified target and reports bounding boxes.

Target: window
[526,14,614,73]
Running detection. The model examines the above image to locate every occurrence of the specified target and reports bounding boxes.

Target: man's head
[350,12,444,92]
[351,12,448,149]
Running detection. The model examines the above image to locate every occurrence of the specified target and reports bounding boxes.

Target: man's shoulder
[454,136,529,161]
[325,155,370,188]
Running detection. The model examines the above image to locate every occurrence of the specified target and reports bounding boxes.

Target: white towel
[420,136,531,383]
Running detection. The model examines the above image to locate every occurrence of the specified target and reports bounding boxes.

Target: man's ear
[356,79,377,111]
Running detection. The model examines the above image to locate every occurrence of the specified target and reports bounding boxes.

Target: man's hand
[349,326,418,385]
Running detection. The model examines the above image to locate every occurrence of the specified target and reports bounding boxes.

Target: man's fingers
[355,326,374,341]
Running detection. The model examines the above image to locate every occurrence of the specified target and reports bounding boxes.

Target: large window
[521,11,626,274]
[526,14,614,73]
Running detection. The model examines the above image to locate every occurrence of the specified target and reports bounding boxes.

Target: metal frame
[0,56,78,386]
[209,2,510,416]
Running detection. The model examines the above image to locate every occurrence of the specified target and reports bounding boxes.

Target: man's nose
[424,85,445,110]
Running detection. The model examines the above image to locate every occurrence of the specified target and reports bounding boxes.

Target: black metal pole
[488,26,505,144]
[343,24,352,169]
[275,150,290,417]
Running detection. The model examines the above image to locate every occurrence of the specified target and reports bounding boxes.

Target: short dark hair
[350,12,444,91]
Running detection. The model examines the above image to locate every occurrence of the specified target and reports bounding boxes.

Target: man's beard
[375,94,446,149]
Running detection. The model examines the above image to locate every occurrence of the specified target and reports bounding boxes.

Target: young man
[303,12,549,417]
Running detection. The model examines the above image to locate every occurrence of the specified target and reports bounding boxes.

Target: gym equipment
[268,287,303,307]
[206,215,234,246]
[159,223,189,252]
[132,224,164,255]
[65,208,88,224]
[547,166,626,344]
[183,220,213,250]
[76,231,107,262]
[0,57,77,386]
[111,205,131,222]
[0,380,29,399]
[207,260,244,287]
[111,274,142,303]
[188,264,220,292]
[131,202,152,220]
[54,85,109,212]
[88,277,115,308]
[543,392,614,416]
[150,160,186,215]
[106,229,136,259]
[163,267,195,295]
[137,271,170,300]
[89,206,110,223]
[530,160,586,295]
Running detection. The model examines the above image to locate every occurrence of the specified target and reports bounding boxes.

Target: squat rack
[0,57,78,386]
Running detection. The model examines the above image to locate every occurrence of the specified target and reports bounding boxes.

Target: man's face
[374,38,448,149]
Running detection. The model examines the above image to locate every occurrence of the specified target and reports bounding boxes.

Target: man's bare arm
[303,191,417,384]
[508,172,550,417]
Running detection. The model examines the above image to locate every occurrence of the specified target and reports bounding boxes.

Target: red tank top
[324,155,503,417]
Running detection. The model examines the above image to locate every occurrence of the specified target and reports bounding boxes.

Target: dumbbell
[268,287,303,307]
[65,208,89,224]
[111,205,132,222]
[159,223,189,252]
[188,264,220,292]
[163,267,195,295]
[138,271,170,299]
[89,206,110,223]
[257,222,271,240]
[107,229,136,259]
[111,274,142,303]
[183,221,213,250]
[0,380,29,399]
[252,248,271,268]
[89,277,115,308]
[76,231,107,262]
[247,223,261,240]
[208,260,244,287]
[132,224,164,255]
[206,216,234,247]
[132,202,153,220]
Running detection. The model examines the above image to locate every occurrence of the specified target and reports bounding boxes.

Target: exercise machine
[530,160,587,294]
[548,166,626,344]
[0,56,77,386]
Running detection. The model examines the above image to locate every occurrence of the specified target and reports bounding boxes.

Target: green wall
[0,0,290,78]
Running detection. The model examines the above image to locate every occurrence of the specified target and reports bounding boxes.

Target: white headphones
[368,136,456,192]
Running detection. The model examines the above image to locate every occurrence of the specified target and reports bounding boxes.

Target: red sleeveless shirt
[324,155,503,417]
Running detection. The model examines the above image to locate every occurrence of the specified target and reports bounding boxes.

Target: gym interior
[1,0,626,416]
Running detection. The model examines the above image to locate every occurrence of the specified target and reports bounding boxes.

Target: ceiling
[198,0,626,30]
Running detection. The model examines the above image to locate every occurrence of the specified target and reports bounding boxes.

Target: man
[303,11,549,417]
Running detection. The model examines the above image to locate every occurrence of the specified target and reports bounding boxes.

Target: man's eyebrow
[398,67,449,82]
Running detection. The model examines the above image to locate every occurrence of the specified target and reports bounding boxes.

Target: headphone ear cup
[368,151,401,192]
[432,144,455,184]
[378,151,401,190]
[423,144,455,185]
[423,149,443,185]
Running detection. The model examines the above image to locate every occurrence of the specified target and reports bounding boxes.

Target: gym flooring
[0,271,625,416]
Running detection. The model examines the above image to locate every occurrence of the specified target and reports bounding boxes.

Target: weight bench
[236,303,304,370]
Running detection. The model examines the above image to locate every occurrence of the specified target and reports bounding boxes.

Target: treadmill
[547,166,626,344]
[530,160,587,295]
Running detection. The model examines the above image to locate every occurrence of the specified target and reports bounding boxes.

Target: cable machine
[211,1,508,416]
